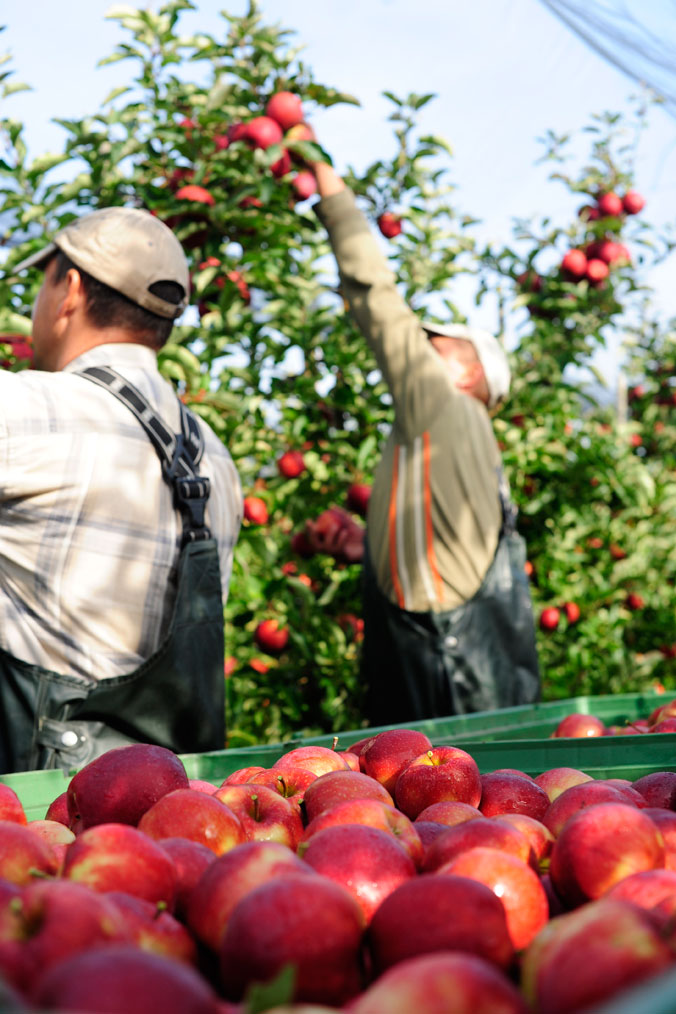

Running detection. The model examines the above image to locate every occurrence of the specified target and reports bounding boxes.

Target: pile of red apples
[2,713,676,1014]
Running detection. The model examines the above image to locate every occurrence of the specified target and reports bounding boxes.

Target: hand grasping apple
[304,506,365,563]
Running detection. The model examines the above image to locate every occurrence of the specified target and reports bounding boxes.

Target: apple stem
[332,736,339,750]
[251,794,260,821]
[626,721,649,733]
[276,774,288,795]
[155,901,167,919]
[28,868,50,880]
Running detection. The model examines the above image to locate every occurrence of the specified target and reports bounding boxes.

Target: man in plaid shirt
[0,208,242,772]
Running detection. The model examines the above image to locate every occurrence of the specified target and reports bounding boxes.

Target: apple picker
[309,156,541,725]
[0,207,242,772]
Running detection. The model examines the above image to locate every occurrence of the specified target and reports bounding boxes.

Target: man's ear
[57,268,85,321]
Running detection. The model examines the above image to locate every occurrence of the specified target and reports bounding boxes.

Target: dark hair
[51,251,184,348]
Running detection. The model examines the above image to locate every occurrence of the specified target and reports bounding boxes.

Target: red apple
[243,116,284,150]
[394,746,483,819]
[107,890,196,964]
[285,122,316,145]
[542,779,632,838]
[291,170,317,200]
[302,769,393,822]
[377,212,402,238]
[188,778,217,794]
[413,819,451,852]
[551,712,606,738]
[247,764,317,810]
[346,482,371,516]
[254,618,289,654]
[350,951,529,1014]
[441,846,549,950]
[478,771,549,821]
[277,449,306,478]
[0,786,26,825]
[175,184,215,206]
[265,92,304,131]
[586,258,609,284]
[137,788,245,856]
[300,823,416,923]
[534,767,594,802]
[186,840,313,953]
[66,743,189,829]
[243,496,268,524]
[301,798,424,868]
[0,879,129,995]
[62,823,178,908]
[560,249,587,278]
[521,898,673,1014]
[219,765,266,785]
[368,874,514,974]
[44,791,70,826]
[212,783,303,848]
[597,191,623,216]
[549,801,665,907]
[218,874,364,1006]
[648,698,676,726]
[157,837,215,918]
[562,601,580,623]
[494,814,555,865]
[644,808,676,869]
[273,745,350,778]
[415,800,482,826]
[423,814,535,873]
[622,190,646,214]
[0,821,60,884]
[32,944,222,1014]
[290,529,315,557]
[26,819,75,871]
[539,606,560,631]
[652,717,676,733]
[361,729,434,794]
[606,868,676,920]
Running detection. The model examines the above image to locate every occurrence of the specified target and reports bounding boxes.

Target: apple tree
[1,2,674,746]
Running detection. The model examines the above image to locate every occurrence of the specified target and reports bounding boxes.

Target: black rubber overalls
[360,473,541,726]
[0,366,225,773]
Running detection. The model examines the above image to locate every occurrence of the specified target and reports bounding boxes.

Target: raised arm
[311,159,455,438]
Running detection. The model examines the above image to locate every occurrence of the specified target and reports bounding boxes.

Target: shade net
[541,0,676,118]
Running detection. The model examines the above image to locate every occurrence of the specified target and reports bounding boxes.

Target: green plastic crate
[3,692,675,820]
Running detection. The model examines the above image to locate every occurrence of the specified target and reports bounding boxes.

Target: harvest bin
[2,691,676,1014]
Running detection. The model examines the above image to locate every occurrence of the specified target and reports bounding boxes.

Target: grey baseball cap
[12,207,190,320]
[422,321,511,408]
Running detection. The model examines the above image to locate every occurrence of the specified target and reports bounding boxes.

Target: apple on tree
[265,91,304,132]
[254,618,290,654]
[242,116,284,150]
[377,212,402,238]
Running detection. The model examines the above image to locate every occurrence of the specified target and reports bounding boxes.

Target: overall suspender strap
[76,365,212,547]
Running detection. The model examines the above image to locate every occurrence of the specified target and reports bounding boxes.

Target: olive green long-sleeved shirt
[316,188,503,613]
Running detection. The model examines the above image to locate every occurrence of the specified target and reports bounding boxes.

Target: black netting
[541,0,676,118]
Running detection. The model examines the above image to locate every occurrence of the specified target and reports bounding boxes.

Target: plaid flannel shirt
[0,343,242,680]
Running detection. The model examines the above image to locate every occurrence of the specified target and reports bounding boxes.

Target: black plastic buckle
[174,476,212,544]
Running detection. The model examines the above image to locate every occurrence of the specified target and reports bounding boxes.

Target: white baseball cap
[422,321,511,408]
[13,207,190,320]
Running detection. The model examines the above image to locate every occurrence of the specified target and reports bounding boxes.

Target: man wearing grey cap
[309,159,540,725]
[0,207,242,772]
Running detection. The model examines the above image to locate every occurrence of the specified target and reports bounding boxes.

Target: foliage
[1,2,674,745]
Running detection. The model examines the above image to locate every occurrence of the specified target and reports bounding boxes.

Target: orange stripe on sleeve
[388,446,405,608]
[423,431,444,602]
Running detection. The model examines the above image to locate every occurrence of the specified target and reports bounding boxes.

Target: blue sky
[4,1,676,379]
